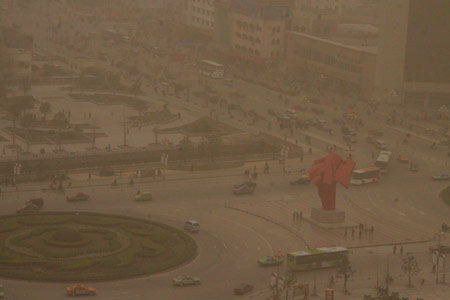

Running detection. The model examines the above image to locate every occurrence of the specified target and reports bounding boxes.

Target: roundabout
[0,212,197,281]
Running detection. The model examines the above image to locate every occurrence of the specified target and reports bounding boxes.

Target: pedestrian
[351,228,355,238]
[300,153,304,162]
[88,172,91,180]
[399,245,403,255]
[393,245,397,254]
[344,229,348,238]
[309,147,312,154]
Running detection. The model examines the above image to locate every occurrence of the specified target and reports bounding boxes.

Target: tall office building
[375,0,450,105]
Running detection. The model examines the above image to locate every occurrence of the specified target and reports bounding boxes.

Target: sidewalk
[248,278,450,300]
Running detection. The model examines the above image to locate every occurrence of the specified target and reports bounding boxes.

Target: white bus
[375,151,392,173]
[350,167,381,185]
[199,60,224,79]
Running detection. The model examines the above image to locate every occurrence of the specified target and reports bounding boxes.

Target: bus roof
[353,167,380,173]
[200,59,223,67]
[289,247,348,256]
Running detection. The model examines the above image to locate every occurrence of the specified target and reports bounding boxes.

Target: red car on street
[66,284,96,296]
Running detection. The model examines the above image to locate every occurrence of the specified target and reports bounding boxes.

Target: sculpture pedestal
[310,208,345,223]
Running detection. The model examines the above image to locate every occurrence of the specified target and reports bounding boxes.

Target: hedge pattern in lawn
[0,212,197,281]
[441,185,450,206]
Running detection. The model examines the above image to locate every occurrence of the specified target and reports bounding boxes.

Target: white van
[184,220,199,233]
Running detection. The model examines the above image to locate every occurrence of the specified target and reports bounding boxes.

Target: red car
[66,284,96,296]
[397,155,409,163]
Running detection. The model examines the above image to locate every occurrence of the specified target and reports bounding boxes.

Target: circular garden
[0,212,197,281]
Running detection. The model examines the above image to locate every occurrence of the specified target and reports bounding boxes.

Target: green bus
[286,247,348,271]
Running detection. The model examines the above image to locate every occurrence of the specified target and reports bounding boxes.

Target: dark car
[67,192,90,202]
[234,283,253,295]
[233,181,256,195]
[16,203,40,214]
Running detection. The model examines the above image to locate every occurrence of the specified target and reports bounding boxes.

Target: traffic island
[0,212,196,281]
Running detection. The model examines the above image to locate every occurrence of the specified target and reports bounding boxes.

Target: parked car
[172,275,201,286]
[233,283,254,295]
[290,175,310,185]
[233,181,256,195]
[16,203,40,214]
[184,220,199,233]
[66,284,96,296]
[135,192,152,201]
[26,198,44,208]
[67,192,89,202]
[257,255,284,266]
[432,174,450,181]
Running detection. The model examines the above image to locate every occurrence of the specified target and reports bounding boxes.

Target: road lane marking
[391,208,406,217]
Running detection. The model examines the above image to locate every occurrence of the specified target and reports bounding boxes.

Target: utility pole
[122,107,127,147]
[442,254,446,284]
[91,119,96,149]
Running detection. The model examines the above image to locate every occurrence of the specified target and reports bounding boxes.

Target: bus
[375,151,392,173]
[286,247,348,271]
[199,60,224,79]
[350,167,380,185]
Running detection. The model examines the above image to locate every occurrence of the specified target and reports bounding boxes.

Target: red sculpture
[308,153,355,210]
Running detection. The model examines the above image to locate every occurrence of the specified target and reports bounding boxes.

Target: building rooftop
[289,30,377,55]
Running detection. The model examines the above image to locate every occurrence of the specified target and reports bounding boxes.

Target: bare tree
[336,255,356,293]
[401,254,420,287]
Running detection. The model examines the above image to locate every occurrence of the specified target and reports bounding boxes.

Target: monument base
[311,207,345,223]
[303,208,357,229]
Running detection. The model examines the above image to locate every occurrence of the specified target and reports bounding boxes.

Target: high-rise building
[375,0,450,105]
[224,0,291,62]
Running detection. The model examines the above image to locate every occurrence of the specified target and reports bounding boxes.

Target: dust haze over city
[0,0,448,299]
